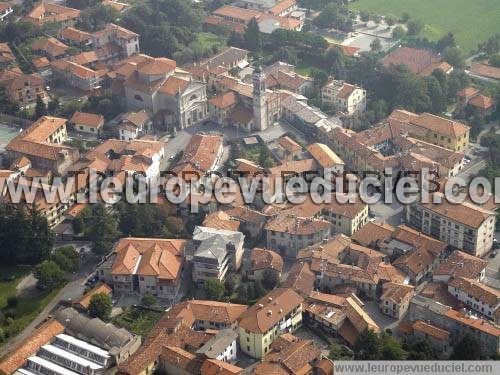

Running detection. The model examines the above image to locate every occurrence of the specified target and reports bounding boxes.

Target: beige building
[407,192,496,257]
[70,111,104,135]
[321,79,366,115]
[238,288,303,359]
[379,282,414,319]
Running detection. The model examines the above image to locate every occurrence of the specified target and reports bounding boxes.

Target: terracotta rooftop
[282,262,315,296]
[201,359,244,375]
[208,91,237,109]
[0,319,65,375]
[434,250,487,279]
[470,63,500,80]
[202,211,241,231]
[70,111,104,128]
[32,56,50,69]
[173,133,223,177]
[60,26,92,43]
[457,87,480,98]
[306,142,343,168]
[469,94,495,110]
[76,283,112,309]
[112,238,186,281]
[269,0,296,15]
[420,192,494,228]
[238,288,303,333]
[0,42,14,65]
[412,320,449,341]
[383,47,450,76]
[31,36,69,58]
[264,213,332,235]
[449,277,500,307]
[444,309,500,336]
[380,282,414,304]
[250,247,284,273]
[277,135,301,153]
[25,2,80,25]
[213,5,262,22]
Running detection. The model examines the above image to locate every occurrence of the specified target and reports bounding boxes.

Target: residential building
[383,47,453,76]
[275,135,302,161]
[303,299,347,335]
[0,2,13,22]
[321,78,366,115]
[264,61,313,95]
[248,248,284,282]
[0,42,15,68]
[31,37,69,60]
[407,192,496,257]
[100,237,186,302]
[59,26,93,48]
[0,68,46,106]
[388,109,470,152]
[235,0,297,16]
[173,133,224,185]
[469,62,500,81]
[5,116,79,175]
[412,320,451,357]
[433,250,487,283]
[191,226,245,284]
[379,282,414,319]
[24,2,80,27]
[74,283,112,311]
[264,213,332,257]
[251,333,332,375]
[448,277,500,320]
[282,261,315,297]
[91,23,139,60]
[79,138,165,180]
[238,288,303,358]
[196,329,239,362]
[51,59,104,92]
[408,295,500,356]
[112,110,152,141]
[457,87,496,117]
[70,111,105,135]
[306,142,344,174]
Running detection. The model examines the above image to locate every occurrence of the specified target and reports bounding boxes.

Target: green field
[190,32,227,55]
[350,0,500,54]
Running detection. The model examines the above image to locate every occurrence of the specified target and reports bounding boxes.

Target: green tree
[404,338,436,360]
[406,20,423,36]
[204,278,225,301]
[52,246,80,273]
[385,15,396,27]
[490,54,500,67]
[381,332,408,360]
[224,274,237,296]
[47,96,60,115]
[437,32,456,51]
[0,84,19,114]
[450,333,481,360]
[83,203,119,255]
[254,279,265,298]
[262,269,280,290]
[324,47,346,79]
[392,25,406,40]
[34,261,66,291]
[425,75,446,114]
[35,95,47,119]
[354,329,381,360]
[244,18,262,53]
[329,342,353,360]
[228,31,244,48]
[141,292,156,307]
[88,292,112,320]
[370,38,382,53]
[443,47,465,69]
[236,283,248,303]
[359,10,370,23]
[400,12,411,23]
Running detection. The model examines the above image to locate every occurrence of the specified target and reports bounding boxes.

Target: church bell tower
[253,65,268,131]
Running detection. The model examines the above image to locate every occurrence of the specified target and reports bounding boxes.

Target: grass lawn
[0,266,30,309]
[190,32,227,55]
[113,307,163,337]
[349,0,500,54]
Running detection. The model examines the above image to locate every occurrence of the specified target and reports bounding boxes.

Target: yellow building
[389,110,470,152]
[238,288,303,359]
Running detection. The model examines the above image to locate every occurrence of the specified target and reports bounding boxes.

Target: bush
[141,293,156,307]
[6,295,18,308]
[88,292,112,320]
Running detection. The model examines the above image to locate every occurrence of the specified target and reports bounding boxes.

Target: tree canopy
[88,292,112,320]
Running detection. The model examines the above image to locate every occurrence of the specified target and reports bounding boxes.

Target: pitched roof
[159,75,190,96]
[25,2,80,25]
[60,26,92,43]
[70,111,104,128]
[76,283,112,309]
[277,135,301,152]
[250,248,284,273]
[208,91,237,109]
[269,0,296,15]
[31,37,69,58]
[0,42,15,64]
[111,238,186,280]
[470,63,500,80]
[238,288,303,333]
[0,319,65,375]
[264,213,332,235]
[173,133,223,176]
[351,221,395,247]
[469,94,495,110]
[434,250,487,279]
[306,143,343,168]
[202,211,241,231]
[412,320,449,341]
[444,309,500,336]
[380,282,414,304]
[282,262,315,296]
[383,47,447,76]
[420,192,494,228]
[457,87,480,98]
[448,277,500,307]
[345,296,380,333]
[213,5,262,22]
[201,359,244,375]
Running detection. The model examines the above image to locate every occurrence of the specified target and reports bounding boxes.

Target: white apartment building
[448,277,500,321]
[321,79,366,115]
[407,193,496,257]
